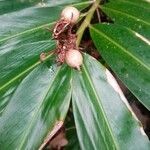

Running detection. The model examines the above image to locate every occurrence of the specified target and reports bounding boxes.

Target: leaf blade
[101,0,150,39]
[90,24,150,110]
[72,54,150,150]
[0,64,71,149]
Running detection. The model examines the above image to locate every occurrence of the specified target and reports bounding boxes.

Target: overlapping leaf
[101,0,150,39]
[72,54,150,150]
[0,63,71,149]
[90,23,150,110]
[90,0,150,110]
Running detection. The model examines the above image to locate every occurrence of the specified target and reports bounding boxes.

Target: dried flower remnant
[51,6,83,69]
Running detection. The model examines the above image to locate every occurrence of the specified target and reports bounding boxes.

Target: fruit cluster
[52,6,83,70]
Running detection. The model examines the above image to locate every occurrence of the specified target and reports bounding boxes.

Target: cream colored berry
[61,6,80,24]
[65,49,83,70]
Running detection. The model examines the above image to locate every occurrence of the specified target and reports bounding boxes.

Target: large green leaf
[0,63,71,149]
[0,12,56,116]
[89,0,150,111]
[90,24,150,110]
[72,54,150,150]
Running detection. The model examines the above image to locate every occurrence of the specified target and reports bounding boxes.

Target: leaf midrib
[90,25,150,71]
[72,68,111,150]
[82,64,119,150]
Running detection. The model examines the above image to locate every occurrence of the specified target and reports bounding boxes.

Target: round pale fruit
[61,6,80,24]
[65,49,83,70]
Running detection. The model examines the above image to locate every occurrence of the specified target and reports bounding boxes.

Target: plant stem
[76,0,100,46]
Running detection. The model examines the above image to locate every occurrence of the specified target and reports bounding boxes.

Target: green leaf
[0,30,55,87]
[90,24,150,110]
[0,29,55,115]
[91,0,150,110]
[0,64,71,149]
[101,0,150,39]
[72,54,150,150]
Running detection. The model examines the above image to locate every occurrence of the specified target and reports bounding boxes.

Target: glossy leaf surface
[0,64,71,149]
[97,0,150,110]
[101,0,150,39]
[72,54,150,150]
[90,24,150,110]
